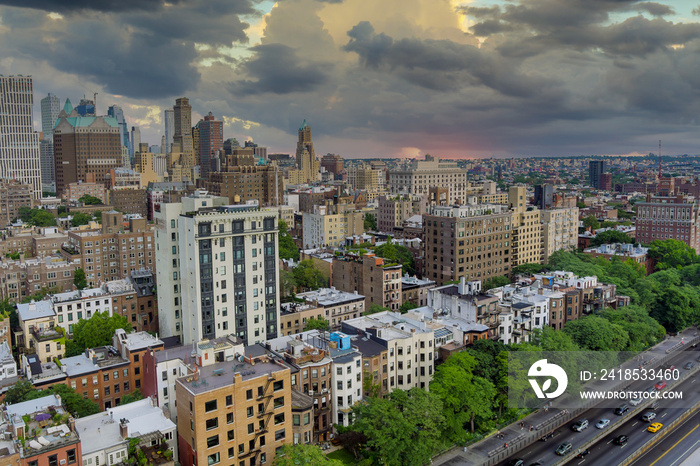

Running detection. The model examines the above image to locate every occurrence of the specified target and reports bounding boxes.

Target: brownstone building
[332,252,403,311]
[60,210,154,287]
[53,113,122,196]
[175,350,293,466]
[636,193,700,252]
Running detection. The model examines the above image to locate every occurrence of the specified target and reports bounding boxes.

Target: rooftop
[16,300,54,322]
[297,287,364,307]
[120,331,164,351]
[177,355,289,395]
[60,347,129,377]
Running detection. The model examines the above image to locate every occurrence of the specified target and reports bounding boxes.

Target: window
[67,450,77,464]
[48,455,58,466]
[273,380,283,391]
[247,406,254,417]
[293,414,300,426]
[248,423,254,434]
[206,418,218,430]
[207,435,219,448]
[205,400,217,412]
[104,387,110,396]
[274,413,284,425]
[275,429,285,441]
[226,395,232,406]
[304,413,310,425]
[207,452,220,466]
[228,447,234,459]
[273,397,284,409]
[246,389,253,400]
[227,413,234,424]
[228,429,235,441]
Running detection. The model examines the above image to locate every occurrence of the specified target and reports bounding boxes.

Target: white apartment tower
[0,76,42,197]
[155,193,281,345]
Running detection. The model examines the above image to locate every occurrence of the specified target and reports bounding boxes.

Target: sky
[2,0,700,159]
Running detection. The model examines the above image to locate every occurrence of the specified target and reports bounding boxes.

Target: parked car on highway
[555,442,573,456]
[654,381,667,390]
[684,362,694,370]
[572,419,589,432]
[615,404,629,415]
[648,423,663,433]
[642,412,657,422]
[613,435,629,445]
[596,419,610,429]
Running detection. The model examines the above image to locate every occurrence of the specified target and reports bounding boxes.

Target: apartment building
[635,193,700,251]
[327,334,363,427]
[388,155,468,203]
[0,255,75,302]
[401,275,435,307]
[279,301,325,336]
[109,189,148,217]
[155,193,280,345]
[142,344,196,422]
[175,348,293,466]
[542,207,579,261]
[32,227,69,258]
[112,329,165,393]
[60,210,154,287]
[51,286,112,334]
[76,398,178,466]
[295,288,365,330]
[352,335,389,398]
[332,253,402,311]
[377,195,413,234]
[204,164,284,207]
[342,313,434,391]
[64,180,106,203]
[423,202,512,285]
[0,179,33,227]
[584,243,654,275]
[4,395,81,466]
[16,300,64,362]
[509,186,543,267]
[301,204,364,249]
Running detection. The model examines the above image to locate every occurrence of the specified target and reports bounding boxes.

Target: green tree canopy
[582,215,600,230]
[648,239,698,271]
[305,317,329,331]
[120,389,145,405]
[291,260,328,291]
[71,212,93,227]
[482,275,510,291]
[70,312,132,354]
[364,212,377,231]
[74,268,87,290]
[399,301,417,314]
[272,444,343,466]
[375,239,415,276]
[590,230,634,247]
[512,263,546,276]
[5,381,100,418]
[563,315,631,351]
[363,304,390,316]
[79,194,103,205]
[18,207,57,227]
[602,305,666,351]
[278,220,300,261]
[351,388,446,466]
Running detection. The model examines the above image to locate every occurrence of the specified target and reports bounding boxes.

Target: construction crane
[76,81,99,114]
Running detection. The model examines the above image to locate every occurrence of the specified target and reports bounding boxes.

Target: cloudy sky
[2,0,700,159]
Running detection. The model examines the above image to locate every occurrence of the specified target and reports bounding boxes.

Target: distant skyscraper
[196,112,223,180]
[40,93,60,139]
[130,126,141,161]
[108,104,130,154]
[534,184,554,209]
[173,98,193,166]
[74,98,95,116]
[160,135,166,154]
[589,160,606,189]
[164,109,174,153]
[0,76,42,197]
[294,120,319,183]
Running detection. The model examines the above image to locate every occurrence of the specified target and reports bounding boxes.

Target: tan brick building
[509,186,543,267]
[0,179,33,227]
[64,180,106,203]
[204,164,284,207]
[332,253,402,311]
[176,351,293,466]
[0,255,75,301]
[294,288,366,330]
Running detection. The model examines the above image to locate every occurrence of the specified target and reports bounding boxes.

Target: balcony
[31,327,62,342]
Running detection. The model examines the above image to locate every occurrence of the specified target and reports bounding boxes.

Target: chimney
[119,420,128,439]
[68,416,75,432]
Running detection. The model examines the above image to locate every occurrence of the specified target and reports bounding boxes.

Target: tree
[272,444,343,466]
[74,268,87,290]
[590,230,634,247]
[71,212,93,227]
[291,260,328,291]
[563,316,630,351]
[305,317,329,331]
[582,215,600,230]
[278,220,300,261]
[121,389,145,405]
[399,301,417,314]
[57,206,67,215]
[351,388,446,466]
[5,381,99,418]
[648,239,698,271]
[71,312,131,352]
[375,240,415,276]
[93,211,103,224]
[79,194,103,205]
[17,208,57,227]
[602,305,665,351]
[364,213,377,231]
[482,275,510,291]
[363,304,390,316]
[512,263,546,276]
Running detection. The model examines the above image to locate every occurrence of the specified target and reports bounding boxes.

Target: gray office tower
[108,105,130,154]
[40,93,61,190]
[534,184,554,209]
[164,109,174,154]
[589,160,605,189]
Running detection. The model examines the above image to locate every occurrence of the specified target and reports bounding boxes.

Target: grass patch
[326,448,357,465]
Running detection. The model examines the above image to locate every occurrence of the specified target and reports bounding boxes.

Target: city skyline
[2,0,700,159]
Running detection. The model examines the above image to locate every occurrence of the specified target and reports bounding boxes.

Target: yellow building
[509,186,544,267]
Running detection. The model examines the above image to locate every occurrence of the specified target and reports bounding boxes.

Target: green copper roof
[64,116,120,128]
[63,98,73,114]
[299,119,308,131]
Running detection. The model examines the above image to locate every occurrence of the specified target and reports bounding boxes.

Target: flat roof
[61,349,129,376]
[177,358,289,395]
[297,288,365,307]
[123,332,163,350]
[16,300,54,322]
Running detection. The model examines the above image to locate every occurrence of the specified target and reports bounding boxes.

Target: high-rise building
[288,120,320,184]
[332,252,403,311]
[108,104,130,153]
[155,193,281,345]
[542,207,579,261]
[377,195,413,233]
[40,139,55,191]
[196,112,223,180]
[53,109,122,196]
[509,185,543,267]
[74,98,95,116]
[173,97,193,166]
[600,173,612,191]
[130,126,141,160]
[589,160,606,189]
[0,75,42,197]
[534,184,554,210]
[204,164,284,206]
[163,108,174,154]
[321,153,344,177]
[636,193,700,252]
[40,93,61,138]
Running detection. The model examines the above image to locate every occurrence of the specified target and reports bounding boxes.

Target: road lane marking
[669,440,700,466]
[633,422,638,427]
[649,423,700,466]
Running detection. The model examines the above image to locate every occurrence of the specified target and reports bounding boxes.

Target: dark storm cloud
[231,44,330,96]
[635,2,675,16]
[0,0,178,13]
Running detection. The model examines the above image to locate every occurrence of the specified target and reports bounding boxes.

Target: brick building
[635,193,700,252]
[332,253,402,311]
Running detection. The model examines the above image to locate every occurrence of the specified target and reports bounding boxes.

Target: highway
[500,345,699,466]
[628,409,700,466]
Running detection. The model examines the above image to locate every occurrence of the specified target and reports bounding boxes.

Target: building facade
[635,193,700,252]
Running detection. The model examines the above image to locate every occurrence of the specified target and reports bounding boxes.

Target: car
[668,365,676,371]
[576,449,591,458]
[555,441,573,456]
[507,459,525,466]
[596,419,610,429]
[572,419,589,432]
[613,435,629,445]
[650,401,660,410]
[630,397,643,406]
[642,412,657,422]
[615,404,630,415]
[685,362,694,370]
[646,386,656,395]
[648,423,663,433]
[540,431,555,442]
[655,381,667,390]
